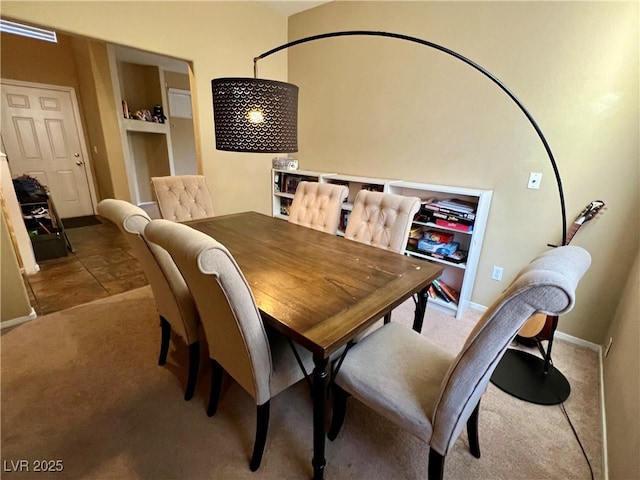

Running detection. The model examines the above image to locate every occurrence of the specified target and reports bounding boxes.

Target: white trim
[470,301,602,351]
[1,308,37,330]
[599,347,609,480]
[468,301,488,313]
[554,330,601,351]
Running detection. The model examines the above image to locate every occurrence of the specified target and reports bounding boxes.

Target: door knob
[76,160,84,166]
[74,153,80,157]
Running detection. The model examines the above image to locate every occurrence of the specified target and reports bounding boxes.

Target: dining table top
[187,211,443,358]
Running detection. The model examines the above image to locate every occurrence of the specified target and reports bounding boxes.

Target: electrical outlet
[527,172,542,189]
[604,337,613,358]
[491,266,504,281]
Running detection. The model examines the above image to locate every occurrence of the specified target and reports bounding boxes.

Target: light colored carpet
[1,286,602,479]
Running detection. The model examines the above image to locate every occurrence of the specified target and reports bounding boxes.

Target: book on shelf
[409,226,423,239]
[339,210,350,232]
[284,175,302,193]
[417,239,459,256]
[328,179,350,187]
[444,250,467,264]
[362,183,384,192]
[422,198,477,220]
[432,279,460,303]
[279,197,293,216]
[427,284,437,300]
[422,229,455,244]
[431,279,451,303]
[407,226,423,249]
[436,279,460,303]
[428,210,475,225]
[435,219,473,233]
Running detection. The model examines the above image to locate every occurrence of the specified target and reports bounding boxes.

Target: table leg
[412,286,430,333]
[312,354,328,480]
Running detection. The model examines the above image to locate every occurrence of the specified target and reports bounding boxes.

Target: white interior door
[1,81,95,218]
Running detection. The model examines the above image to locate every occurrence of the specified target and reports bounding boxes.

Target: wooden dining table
[188,211,443,479]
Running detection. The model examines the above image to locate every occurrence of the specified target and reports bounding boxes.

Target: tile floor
[23,203,160,316]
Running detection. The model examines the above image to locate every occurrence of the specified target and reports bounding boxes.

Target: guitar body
[517,313,547,339]
[517,200,605,340]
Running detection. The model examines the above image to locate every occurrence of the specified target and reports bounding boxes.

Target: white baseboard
[554,330,601,351]
[1,308,37,330]
[468,301,487,313]
[599,348,609,480]
[470,302,601,351]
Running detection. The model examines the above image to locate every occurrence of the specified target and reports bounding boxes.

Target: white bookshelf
[271,170,492,318]
[388,181,493,318]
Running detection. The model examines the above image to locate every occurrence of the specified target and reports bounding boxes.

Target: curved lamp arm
[214,30,567,245]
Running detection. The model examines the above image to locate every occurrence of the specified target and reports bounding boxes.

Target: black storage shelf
[14,179,71,262]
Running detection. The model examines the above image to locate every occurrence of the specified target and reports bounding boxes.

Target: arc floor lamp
[211,30,570,401]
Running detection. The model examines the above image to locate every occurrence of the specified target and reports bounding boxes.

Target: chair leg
[184,341,200,401]
[428,448,445,480]
[250,402,270,472]
[327,385,349,441]
[207,359,224,417]
[467,401,481,458]
[158,316,171,366]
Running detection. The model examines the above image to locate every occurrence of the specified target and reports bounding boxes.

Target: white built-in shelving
[271,169,492,318]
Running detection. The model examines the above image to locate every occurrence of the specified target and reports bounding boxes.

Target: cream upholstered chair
[345,190,421,254]
[144,219,314,472]
[345,190,421,327]
[288,181,349,234]
[328,246,591,479]
[150,175,215,222]
[96,199,200,401]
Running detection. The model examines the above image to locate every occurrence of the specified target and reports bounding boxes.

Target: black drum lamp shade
[211,77,298,153]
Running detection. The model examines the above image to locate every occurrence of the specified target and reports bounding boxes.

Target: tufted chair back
[145,219,272,403]
[288,181,349,234]
[151,175,215,222]
[96,199,199,344]
[345,190,421,253]
[97,199,201,401]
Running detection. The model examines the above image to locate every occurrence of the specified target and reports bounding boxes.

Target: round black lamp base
[491,348,570,405]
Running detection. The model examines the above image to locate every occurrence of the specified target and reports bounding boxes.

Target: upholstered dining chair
[328,245,591,480]
[288,181,349,234]
[144,219,314,472]
[345,190,421,254]
[96,199,201,401]
[343,189,421,328]
[150,174,215,222]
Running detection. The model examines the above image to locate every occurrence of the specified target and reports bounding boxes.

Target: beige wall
[603,251,639,479]
[1,0,290,217]
[288,1,639,344]
[70,37,124,201]
[1,208,32,322]
[0,31,80,89]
